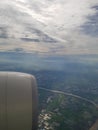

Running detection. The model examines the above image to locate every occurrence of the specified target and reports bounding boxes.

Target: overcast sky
[0,0,98,55]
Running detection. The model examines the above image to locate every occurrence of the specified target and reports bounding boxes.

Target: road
[39,87,98,108]
[39,87,98,130]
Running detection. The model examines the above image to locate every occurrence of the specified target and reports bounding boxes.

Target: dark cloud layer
[19,26,58,43]
[0,27,8,38]
[21,38,40,42]
[81,5,98,37]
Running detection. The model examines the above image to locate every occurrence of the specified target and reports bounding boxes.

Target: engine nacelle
[0,72,38,130]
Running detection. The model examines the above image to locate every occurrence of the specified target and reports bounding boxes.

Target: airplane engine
[0,72,38,130]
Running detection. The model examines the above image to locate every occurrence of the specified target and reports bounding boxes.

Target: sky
[0,0,98,55]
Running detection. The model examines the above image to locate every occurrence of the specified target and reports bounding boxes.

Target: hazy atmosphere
[0,0,98,130]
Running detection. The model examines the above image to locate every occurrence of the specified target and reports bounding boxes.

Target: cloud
[81,6,98,37]
[20,38,40,42]
[0,0,98,55]
[0,27,8,38]
[10,48,25,52]
[20,27,58,43]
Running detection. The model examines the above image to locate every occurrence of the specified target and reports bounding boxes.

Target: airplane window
[0,0,98,130]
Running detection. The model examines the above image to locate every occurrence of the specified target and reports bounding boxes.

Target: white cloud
[0,0,98,55]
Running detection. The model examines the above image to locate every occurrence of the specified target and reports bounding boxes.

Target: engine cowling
[0,72,38,130]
